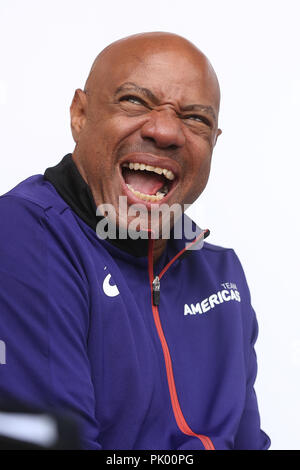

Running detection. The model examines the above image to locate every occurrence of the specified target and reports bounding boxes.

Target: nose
[140,108,186,149]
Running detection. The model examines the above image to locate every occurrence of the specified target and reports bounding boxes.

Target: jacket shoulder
[202,241,235,253]
[0,174,69,214]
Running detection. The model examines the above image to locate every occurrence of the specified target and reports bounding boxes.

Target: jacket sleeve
[0,195,101,449]
[233,252,271,450]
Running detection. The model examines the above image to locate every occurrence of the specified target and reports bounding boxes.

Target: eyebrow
[114,82,217,123]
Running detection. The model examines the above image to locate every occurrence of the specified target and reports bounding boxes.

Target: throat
[152,238,168,263]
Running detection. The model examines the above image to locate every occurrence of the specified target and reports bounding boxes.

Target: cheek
[186,138,213,178]
[91,115,142,154]
[182,144,213,202]
[188,158,211,191]
[76,123,119,178]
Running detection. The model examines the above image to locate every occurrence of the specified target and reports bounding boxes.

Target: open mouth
[121,161,177,203]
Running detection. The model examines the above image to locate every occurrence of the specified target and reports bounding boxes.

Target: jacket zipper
[147,230,215,451]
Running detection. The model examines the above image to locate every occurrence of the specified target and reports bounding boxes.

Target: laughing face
[70,32,221,243]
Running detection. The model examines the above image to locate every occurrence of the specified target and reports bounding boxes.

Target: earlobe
[70,89,88,142]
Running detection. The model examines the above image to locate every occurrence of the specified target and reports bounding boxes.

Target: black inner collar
[44,154,150,257]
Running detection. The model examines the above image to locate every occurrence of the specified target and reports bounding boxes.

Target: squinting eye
[120,95,145,106]
[184,115,210,126]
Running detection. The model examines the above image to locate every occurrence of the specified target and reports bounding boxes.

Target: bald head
[84,32,220,114]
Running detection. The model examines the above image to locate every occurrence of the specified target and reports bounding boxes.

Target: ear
[214,128,222,147]
[70,89,88,143]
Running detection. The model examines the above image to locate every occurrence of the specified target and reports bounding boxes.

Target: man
[0,32,270,450]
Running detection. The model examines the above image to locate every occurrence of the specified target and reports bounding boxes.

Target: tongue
[123,169,166,195]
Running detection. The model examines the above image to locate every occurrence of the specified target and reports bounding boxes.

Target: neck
[152,238,168,264]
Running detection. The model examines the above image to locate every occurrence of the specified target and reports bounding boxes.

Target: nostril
[168,144,178,151]
[142,136,179,151]
[143,136,157,145]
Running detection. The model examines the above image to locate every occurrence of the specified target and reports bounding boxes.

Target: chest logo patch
[184,282,241,316]
[102,273,120,298]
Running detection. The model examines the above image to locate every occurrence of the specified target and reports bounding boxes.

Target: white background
[1,0,299,450]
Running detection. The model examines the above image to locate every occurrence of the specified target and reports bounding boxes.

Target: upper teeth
[122,162,175,181]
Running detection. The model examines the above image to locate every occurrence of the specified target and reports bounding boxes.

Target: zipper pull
[152,275,160,306]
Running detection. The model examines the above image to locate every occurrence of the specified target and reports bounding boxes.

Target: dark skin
[70,32,222,262]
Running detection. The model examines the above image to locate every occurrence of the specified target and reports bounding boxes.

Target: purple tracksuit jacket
[0,155,270,450]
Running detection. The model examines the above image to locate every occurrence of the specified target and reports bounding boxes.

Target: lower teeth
[126,184,167,201]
